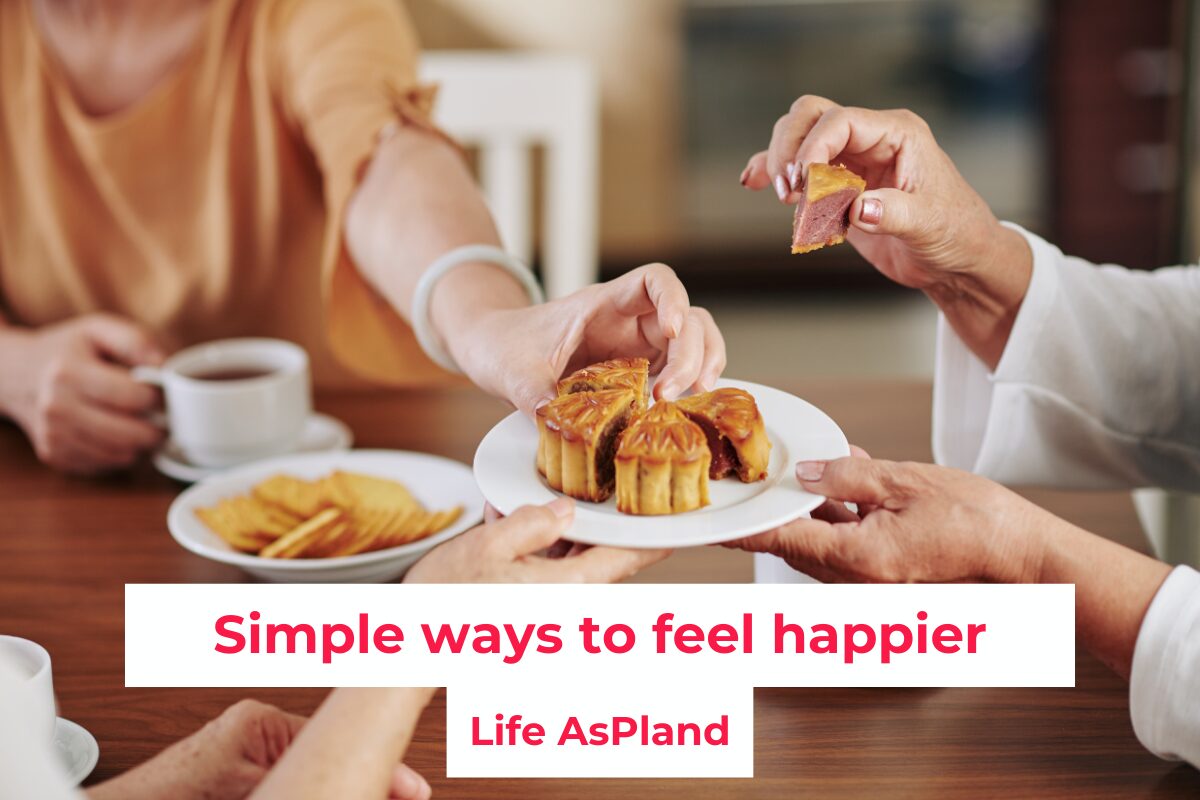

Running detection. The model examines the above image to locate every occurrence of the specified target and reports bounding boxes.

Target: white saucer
[474,378,850,549]
[153,412,353,483]
[55,716,99,786]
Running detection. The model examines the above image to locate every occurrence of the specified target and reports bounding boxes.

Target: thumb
[81,315,164,366]
[795,455,899,507]
[493,499,575,556]
[510,373,557,421]
[389,764,432,800]
[850,188,929,242]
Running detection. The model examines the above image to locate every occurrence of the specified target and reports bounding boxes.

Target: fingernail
[670,312,684,338]
[796,461,826,482]
[785,162,795,187]
[739,165,751,186]
[547,497,574,518]
[860,197,882,226]
[774,175,788,201]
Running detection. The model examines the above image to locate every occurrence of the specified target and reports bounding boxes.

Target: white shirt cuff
[1129,565,1200,765]
[932,222,1060,475]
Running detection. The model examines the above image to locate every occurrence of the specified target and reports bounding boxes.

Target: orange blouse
[0,0,453,387]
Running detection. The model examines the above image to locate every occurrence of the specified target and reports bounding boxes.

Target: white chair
[420,52,599,299]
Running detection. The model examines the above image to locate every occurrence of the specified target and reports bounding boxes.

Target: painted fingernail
[547,497,575,518]
[860,197,883,226]
[774,175,788,202]
[739,165,751,186]
[796,461,827,482]
[785,162,796,188]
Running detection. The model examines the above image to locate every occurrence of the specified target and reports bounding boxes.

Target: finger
[389,764,432,800]
[80,315,165,366]
[693,308,726,391]
[605,264,689,340]
[848,188,929,243]
[509,372,558,421]
[493,499,574,556]
[71,403,165,453]
[768,95,839,198]
[654,309,704,401]
[810,499,860,524]
[849,444,871,459]
[76,359,161,413]
[792,106,917,183]
[741,151,770,190]
[484,503,504,523]
[724,517,840,564]
[543,546,671,584]
[795,456,900,507]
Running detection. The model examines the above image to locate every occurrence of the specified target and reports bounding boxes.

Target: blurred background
[411,0,1190,384]
[411,0,1196,562]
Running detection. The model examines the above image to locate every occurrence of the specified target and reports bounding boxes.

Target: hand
[88,699,431,800]
[406,497,670,583]
[451,263,726,417]
[741,97,1031,367]
[0,314,166,473]
[726,453,1055,584]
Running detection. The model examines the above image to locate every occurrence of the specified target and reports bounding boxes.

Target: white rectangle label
[125,583,1073,777]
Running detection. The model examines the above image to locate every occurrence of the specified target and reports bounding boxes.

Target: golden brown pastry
[676,388,771,482]
[537,388,639,502]
[557,357,649,410]
[791,163,867,254]
[615,402,710,515]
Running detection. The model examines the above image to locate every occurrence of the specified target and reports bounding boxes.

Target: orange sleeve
[268,0,461,386]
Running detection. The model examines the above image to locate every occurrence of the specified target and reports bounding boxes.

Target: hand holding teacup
[741,96,1032,369]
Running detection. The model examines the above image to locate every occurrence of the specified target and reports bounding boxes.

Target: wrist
[925,223,1032,370]
[429,261,530,367]
[0,325,33,419]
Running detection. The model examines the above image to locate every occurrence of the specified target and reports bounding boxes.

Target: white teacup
[0,636,57,743]
[135,338,312,468]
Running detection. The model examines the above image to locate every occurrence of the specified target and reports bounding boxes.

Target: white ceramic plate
[154,413,354,483]
[474,379,849,548]
[168,450,484,582]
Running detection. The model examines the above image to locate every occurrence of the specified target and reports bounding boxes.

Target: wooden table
[1,379,1196,798]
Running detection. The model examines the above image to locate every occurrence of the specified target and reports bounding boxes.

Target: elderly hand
[0,314,166,474]
[406,498,670,583]
[727,453,1057,585]
[451,264,725,417]
[741,97,1032,367]
[88,699,432,800]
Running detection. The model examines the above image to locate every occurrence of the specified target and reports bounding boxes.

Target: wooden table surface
[1,379,1197,798]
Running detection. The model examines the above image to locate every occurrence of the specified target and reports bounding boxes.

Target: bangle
[411,245,545,373]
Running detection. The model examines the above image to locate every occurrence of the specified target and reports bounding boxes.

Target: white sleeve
[932,223,1200,490]
[1129,565,1200,766]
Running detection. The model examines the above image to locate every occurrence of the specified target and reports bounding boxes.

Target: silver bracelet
[411,245,545,373]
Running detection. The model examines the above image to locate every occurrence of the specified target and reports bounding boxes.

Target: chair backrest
[420,51,599,299]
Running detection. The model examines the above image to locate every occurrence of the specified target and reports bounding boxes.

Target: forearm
[0,324,33,420]
[924,223,1032,371]
[1028,519,1172,679]
[250,687,435,799]
[345,126,531,365]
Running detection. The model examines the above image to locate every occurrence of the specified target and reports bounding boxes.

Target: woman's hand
[448,264,725,417]
[727,454,1052,584]
[728,451,1175,679]
[741,96,1032,368]
[88,698,432,800]
[406,498,670,583]
[0,314,166,474]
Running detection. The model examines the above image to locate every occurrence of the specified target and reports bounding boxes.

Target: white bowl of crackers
[167,450,484,582]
